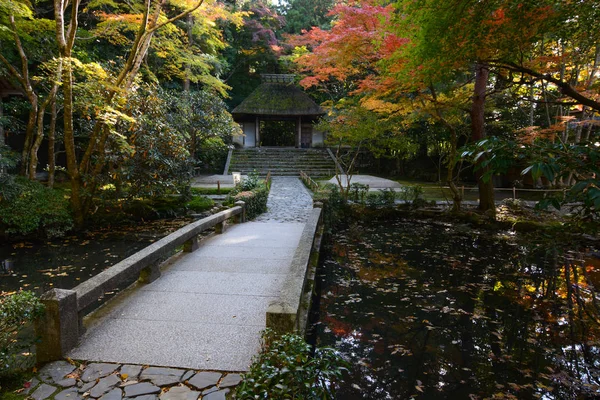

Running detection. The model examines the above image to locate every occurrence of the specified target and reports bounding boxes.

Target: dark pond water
[313,219,600,399]
[0,218,193,295]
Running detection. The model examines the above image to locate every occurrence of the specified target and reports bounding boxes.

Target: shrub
[234,184,269,220]
[349,182,369,203]
[399,184,425,206]
[186,196,214,212]
[379,188,397,206]
[0,291,44,380]
[313,183,347,230]
[236,329,347,399]
[240,170,261,191]
[0,177,73,238]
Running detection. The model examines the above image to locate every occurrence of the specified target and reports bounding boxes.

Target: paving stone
[201,387,218,395]
[79,380,97,393]
[121,365,143,380]
[218,374,241,388]
[56,378,77,388]
[23,377,40,394]
[39,361,76,383]
[148,375,182,387]
[125,395,158,400]
[254,177,313,223]
[31,383,58,400]
[55,387,81,400]
[180,371,194,382]
[90,374,121,398]
[141,367,184,378]
[123,382,161,398]
[187,372,221,390]
[202,389,229,400]
[99,388,123,400]
[159,385,200,400]
[82,363,120,382]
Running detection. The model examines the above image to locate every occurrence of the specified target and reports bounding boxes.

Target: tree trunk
[28,61,62,180]
[471,63,495,215]
[47,96,58,188]
[183,13,193,91]
[20,97,38,176]
[55,0,84,227]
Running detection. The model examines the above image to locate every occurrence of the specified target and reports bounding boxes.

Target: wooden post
[296,116,302,148]
[461,185,465,198]
[217,181,221,195]
[513,186,516,200]
[255,117,260,147]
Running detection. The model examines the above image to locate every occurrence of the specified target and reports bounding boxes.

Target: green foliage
[0,291,44,379]
[349,182,369,203]
[185,196,214,212]
[398,184,425,206]
[0,177,73,238]
[313,183,347,230]
[236,329,347,399]
[464,137,600,230]
[164,89,241,172]
[106,86,194,200]
[239,170,261,191]
[232,184,270,220]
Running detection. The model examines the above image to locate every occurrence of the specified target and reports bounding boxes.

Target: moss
[186,196,214,212]
[513,220,544,232]
[232,83,324,116]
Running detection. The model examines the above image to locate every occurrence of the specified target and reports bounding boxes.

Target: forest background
[0,0,599,236]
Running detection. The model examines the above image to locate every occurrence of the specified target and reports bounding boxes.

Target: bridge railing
[35,201,246,363]
[266,202,323,334]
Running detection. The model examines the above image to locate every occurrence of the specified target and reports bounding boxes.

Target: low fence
[35,202,246,363]
[300,171,319,192]
[266,203,323,334]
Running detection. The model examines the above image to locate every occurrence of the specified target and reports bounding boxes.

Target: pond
[0,218,194,295]
[313,218,600,399]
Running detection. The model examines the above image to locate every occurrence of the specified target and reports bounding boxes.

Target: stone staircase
[228,148,337,178]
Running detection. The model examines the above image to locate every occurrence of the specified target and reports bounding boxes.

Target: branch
[9,16,31,89]
[148,0,205,33]
[497,61,600,113]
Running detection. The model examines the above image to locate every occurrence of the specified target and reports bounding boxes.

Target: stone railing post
[266,301,297,334]
[139,262,161,283]
[234,201,246,223]
[35,289,79,363]
[184,235,200,252]
[215,221,225,234]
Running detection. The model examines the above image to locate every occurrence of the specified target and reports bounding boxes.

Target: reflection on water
[313,219,600,399]
[0,218,193,294]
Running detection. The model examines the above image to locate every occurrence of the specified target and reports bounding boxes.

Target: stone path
[255,177,313,223]
[22,360,238,400]
[65,176,313,375]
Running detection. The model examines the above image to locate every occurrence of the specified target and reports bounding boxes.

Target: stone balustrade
[265,202,323,334]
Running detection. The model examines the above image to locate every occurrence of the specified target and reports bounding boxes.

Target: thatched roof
[232,75,324,118]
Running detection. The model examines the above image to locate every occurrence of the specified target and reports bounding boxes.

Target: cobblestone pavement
[254,177,313,223]
[21,361,238,400]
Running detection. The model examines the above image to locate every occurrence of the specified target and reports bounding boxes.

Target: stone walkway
[23,360,237,400]
[52,176,313,399]
[255,177,313,223]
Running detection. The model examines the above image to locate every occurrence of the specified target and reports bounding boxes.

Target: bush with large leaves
[0,291,44,383]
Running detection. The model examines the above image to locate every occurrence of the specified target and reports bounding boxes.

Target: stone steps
[229,148,336,177]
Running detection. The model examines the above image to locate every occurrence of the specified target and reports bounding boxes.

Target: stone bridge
[32,177,323,399]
